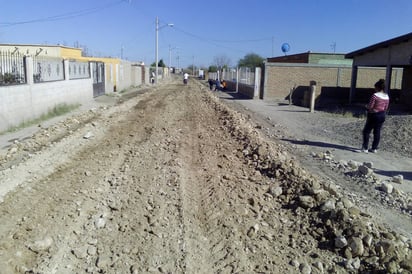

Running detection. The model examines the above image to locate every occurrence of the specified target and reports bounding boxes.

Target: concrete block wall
[264,63,403,101]
[0,79,93,132]
[263,64,351,100]
[0,57,93,132]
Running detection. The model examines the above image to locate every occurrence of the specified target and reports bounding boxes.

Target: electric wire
[0,0,124,27]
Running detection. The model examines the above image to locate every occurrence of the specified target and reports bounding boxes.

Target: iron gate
[91,61,105,97]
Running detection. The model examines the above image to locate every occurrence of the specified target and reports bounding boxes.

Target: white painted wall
[0,57,93,132]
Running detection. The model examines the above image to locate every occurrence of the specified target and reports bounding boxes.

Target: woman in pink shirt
[361,79,390,153]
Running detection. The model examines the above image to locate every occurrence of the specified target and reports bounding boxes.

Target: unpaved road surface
[0,78,411,273]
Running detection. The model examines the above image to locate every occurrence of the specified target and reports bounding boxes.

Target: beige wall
[263,63,403,100]
[352,40,412,66]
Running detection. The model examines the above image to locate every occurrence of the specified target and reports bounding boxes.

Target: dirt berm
[0,78,410,273]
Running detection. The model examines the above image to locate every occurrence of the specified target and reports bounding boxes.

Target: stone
[299,262,311,274]
[88,245,97,255]
[363,234,373,247]
[96,255,111,268]
[340,198,354,209]
[320,199,336,213]
[392,175,404,184]
[83,132,94,139]
[324,182,339,196]
[349,237,364,256]
[290,259,300,267]
[268,185,283,197]
[358,165,373,176]
[363,162,373,168]
[381,182,394,194]
[350,257,361,270]
[348,160,360,169]
[299,196,315,209]
[94,217,106,229]
[28,237,53,253]
[312,261,324,273]
[335,236,348,249]
[72,247,88,259]
[347,207,360,218]
[400,257,412,271]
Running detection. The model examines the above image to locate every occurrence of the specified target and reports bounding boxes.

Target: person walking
[208,78,214,90]
[183,72,189,85]
[214,79,221,91]
[361,79,389,153]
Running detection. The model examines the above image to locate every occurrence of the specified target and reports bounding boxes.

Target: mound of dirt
[0,79,410,273]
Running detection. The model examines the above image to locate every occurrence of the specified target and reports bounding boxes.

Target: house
[267,52,352,66]
[0,44,148,95]
[0,43,149,132]
[263,51,402,106]
[345,32,412,107]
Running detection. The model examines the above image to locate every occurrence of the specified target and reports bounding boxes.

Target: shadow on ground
[281,138,359,153]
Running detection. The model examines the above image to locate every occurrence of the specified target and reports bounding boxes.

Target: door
[91,61,105,97]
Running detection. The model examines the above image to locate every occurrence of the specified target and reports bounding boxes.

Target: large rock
[349,237,364,256]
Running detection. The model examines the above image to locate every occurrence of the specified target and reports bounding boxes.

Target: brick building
[263,51,403,107]
[346,32,412,107]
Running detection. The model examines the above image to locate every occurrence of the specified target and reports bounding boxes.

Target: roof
[345,32,412,58]
[0,43,79,50]
[267,52,349,65]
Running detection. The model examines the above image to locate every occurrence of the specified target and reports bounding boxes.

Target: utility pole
[155,16,159,84]
[192,56,195,76]
[272,36,274,57]
[169,45,172,69]
[155,16,173,84]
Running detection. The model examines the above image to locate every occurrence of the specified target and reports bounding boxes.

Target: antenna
[330,42,336,53]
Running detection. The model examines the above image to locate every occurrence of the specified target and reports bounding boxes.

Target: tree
[208,65,218,72]
[213,55,231,69]
[158,59,166,68]
[238,53,264,68]
[150,59,166,67]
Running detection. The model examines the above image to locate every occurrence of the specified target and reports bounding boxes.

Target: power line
[0,0,125,28]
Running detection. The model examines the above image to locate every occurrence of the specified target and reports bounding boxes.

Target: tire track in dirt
[1,79,410,273]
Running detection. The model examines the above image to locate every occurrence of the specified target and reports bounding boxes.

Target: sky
[0,0,411,69]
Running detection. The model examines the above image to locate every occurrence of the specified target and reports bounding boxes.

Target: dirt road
[0,78,411,273]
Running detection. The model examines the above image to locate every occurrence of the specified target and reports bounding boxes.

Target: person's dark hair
[375,79,385,91]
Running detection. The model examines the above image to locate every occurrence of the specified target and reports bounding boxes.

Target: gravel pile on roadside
[209,94,412,273]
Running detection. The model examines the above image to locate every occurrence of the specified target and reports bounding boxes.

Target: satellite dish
[281,43,290,55]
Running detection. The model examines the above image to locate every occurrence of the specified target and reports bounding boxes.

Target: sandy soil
[0,77,411,273]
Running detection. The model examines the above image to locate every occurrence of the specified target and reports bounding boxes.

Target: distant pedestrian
[183,72,189,84]
[208,79,214,90]
[214,79,221,91]
[361,79,389,153]
[150,72,155,84]
[221,80,227,91]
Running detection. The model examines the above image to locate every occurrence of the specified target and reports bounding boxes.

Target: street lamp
[155,16,173,85]
[169,45,179,70]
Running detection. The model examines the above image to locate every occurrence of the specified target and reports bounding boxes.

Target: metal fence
[209,67,256,86]
[0,50,26,85]
[69,60,90,79]
[33,56,64,83]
